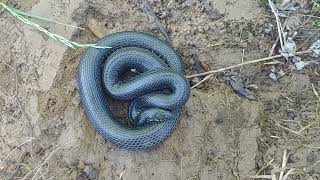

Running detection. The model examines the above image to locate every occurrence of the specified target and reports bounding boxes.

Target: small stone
[269,72,278,81]
[77,165,97,180]
[287,110,297,120]
[84,165,97,180]
[264,23,273,34]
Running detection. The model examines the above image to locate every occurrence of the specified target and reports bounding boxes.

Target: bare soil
[0,0,319,180]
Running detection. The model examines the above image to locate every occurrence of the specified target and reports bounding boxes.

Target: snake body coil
[78,31,190,150]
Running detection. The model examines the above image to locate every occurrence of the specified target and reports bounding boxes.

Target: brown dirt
[0,0,319,180]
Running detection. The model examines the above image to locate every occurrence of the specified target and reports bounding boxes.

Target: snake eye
[130,69,138,73]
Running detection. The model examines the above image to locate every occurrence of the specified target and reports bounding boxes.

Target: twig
[282,169,295,180]
[269,36,281,57]
[167,0,173,7]
[278,150,287,180]
[191,74,213,89]
[180,158,183,176]
[240,49,245,72]
[269,19,288,56]
[119,166,126,180]
[279,93,294,102]
[275,120,317,136]
[252,150,295,180]
[268,0,284,50]
[255,159,275,176]
[252,175,273,179]
[311,83,320,100]
[186,50,311,78]
[143,1,170,43]
[6,137,34,144]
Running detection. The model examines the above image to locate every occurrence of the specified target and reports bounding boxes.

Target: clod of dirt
[281,36,297,59]
[264,23,274,34]
[309,39,320,58]
[77,165,97,180]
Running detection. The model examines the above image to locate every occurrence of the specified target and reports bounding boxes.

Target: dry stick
[311,83,320,100]
[276,119,317,137]
[191,48,244,88]
[240,49,245,72]
[282,169,295,180]
[167,0,173,7]
[269,19,289,57]
[279,150,287,180]
[191,74,213,89]
[268,0,284,50]
[269,36,281,57]
[252,175,273,179]
[254,159,275,177]
[143,1,170,43]
[119,167,126,180]
[186,50,311,79]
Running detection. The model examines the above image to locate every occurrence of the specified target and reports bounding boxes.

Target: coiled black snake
[78,31,190,150]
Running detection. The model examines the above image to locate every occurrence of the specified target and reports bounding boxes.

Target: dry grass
[0,137,77,180]
[252,150,295,180]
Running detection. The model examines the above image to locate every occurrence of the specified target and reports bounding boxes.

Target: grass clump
[312,0,320,26]
[313,0,320,12]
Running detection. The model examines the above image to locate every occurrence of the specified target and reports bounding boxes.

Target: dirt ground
[0,0,319,179]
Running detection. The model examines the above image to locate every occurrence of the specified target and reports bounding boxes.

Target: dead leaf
[225,75,256,100]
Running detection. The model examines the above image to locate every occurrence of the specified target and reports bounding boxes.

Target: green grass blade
[0,2,111,49]
[12,8,85,30]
